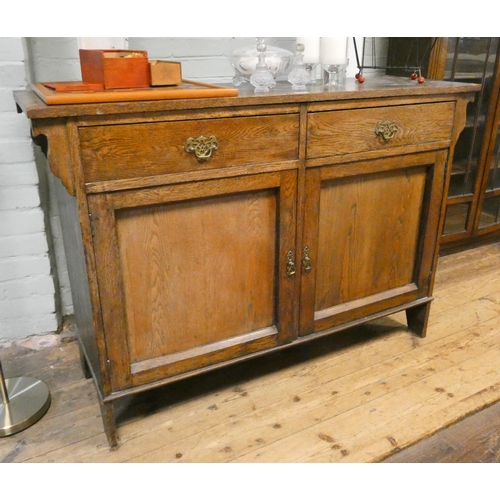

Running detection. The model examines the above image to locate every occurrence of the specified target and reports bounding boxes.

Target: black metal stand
[353,37,437,83]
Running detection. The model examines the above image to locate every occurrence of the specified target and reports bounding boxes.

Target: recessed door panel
[116,190,277,363]
[315,167,426,311]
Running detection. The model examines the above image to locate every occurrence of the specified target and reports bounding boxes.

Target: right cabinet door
[299,151,448,336]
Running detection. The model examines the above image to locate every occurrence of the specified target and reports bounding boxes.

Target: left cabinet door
[87,170,297,391]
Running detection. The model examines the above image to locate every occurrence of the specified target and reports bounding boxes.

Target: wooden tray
[31,79,238,105]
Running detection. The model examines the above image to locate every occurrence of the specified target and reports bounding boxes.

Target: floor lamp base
[0,377,51,437]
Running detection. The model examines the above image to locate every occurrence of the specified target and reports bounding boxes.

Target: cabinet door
[299,151,447,336]
[88,171,297,391]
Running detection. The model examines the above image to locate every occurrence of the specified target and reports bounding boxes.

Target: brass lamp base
[0,376,51,437]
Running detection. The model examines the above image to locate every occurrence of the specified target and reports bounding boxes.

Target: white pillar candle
[296,37,320,64]
[320,37,348,65]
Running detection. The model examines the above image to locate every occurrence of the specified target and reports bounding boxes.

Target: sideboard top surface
[14,76,481,120]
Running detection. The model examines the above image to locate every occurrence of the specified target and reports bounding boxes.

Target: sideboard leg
[99,400,119,449]
[406,302,431,338]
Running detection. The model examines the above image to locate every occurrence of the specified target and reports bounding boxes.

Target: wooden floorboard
[1,241,500,463]
[382,398,500,462]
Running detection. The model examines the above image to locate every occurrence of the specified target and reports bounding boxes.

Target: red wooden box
[79,49,150,90]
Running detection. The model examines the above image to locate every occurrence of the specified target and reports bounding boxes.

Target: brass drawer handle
[185,135,219,162]
[286,250,296,277]
[302,246,312,272]
[375,120,398,142]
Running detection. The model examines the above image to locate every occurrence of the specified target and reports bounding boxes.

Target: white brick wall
[0,37,58,345]
[24,38,83,323]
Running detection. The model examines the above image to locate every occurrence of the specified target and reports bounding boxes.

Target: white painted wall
[0,37,388,344]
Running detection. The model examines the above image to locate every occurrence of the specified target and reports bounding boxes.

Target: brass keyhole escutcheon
[302,246,312,272]
[286,250,296,277]
[185,135,219,162]
[375,120,398,142]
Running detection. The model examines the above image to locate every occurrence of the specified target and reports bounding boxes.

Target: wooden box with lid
[79,49,150,89]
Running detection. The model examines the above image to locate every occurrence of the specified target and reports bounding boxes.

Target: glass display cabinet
[389,37,500,249]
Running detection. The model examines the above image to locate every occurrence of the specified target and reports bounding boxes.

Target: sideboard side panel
[53,167,105,395]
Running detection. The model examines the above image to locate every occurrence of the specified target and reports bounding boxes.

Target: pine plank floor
[1,240,500,463]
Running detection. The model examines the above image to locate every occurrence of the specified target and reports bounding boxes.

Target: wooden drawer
[79,113,300,182]
[307,102,455,160]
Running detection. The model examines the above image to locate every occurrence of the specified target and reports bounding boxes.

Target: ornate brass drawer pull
[185,135,219,162]
[286,250,296,277]
[375,120,398,142]
[302,246,312,272]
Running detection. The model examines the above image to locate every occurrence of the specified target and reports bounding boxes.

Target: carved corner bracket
[31,118,75,196]
[452,93,478,143]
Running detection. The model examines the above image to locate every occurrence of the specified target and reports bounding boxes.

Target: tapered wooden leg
[406,302,432,338]
[99,399,119,450]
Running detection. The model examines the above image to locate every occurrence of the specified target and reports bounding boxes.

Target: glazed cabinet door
[299,151,448,336]
[88,171,297,391]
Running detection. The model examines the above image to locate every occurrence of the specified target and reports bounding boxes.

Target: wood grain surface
[79,113,299,182]
[31,80,238,105]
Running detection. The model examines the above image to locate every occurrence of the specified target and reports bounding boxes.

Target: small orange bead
[358,75,365,83]
[417,76,425,83]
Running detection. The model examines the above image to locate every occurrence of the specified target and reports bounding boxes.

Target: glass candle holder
[305,63,318,83]
[320,37,348,89]
[322,60,347,88]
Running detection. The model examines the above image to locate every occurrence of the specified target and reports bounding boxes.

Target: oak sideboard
[14,77,479,448]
